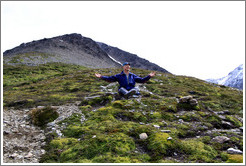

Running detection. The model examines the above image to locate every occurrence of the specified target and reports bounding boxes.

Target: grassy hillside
[3,63,243,163]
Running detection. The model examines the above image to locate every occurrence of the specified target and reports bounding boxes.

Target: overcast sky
[1,1,245,80]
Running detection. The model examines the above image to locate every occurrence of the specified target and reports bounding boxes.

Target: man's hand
[95,73,102,78]
[149,71,156,77]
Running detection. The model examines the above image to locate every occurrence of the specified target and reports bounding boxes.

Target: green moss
[150,112,162,119]
[50,138,78,149]
[180,139,218,162]
[80,94,113,107]
[225,115,242,127]
[62,126,84,138]
[177,102,200,111]
[226,154,243,163]
[79,105,92,117]
[200,136,211,144]
[206,115,223,128]
[92,153,132,163]
[112,100,126,109]
[4,62,244,163]
[29,106,59,127]
[220,151,229,161]
[179,112,202,122]
[59,133,136,162]
[158,159,177,163]
[147,132,178,158]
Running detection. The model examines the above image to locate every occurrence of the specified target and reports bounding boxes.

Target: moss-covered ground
[3,62,243,163]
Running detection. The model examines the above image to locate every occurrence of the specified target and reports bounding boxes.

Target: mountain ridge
[206,64,243,90]
[3,33,169,73]
[97,42,169,73]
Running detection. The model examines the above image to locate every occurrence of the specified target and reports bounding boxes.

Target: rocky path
[3,102,84,163]
[3,108,45,163]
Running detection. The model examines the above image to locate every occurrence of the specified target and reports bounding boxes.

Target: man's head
[122,62,131,72]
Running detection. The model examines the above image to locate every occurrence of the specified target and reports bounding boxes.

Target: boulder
[179,96,193,103]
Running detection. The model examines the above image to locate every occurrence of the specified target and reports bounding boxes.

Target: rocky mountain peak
[206,64,243,90]
[3,33,169,73]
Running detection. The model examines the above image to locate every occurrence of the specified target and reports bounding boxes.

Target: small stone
[189,99,198,106]
[10,153,18,158]
[153,125,160,129]
[212,136,230,144]
[92,135,96,138]
[41,149,46,155]
[24,152,33,158]
[37,106,45,109]
[178,119,184,123]
[227,148,243,154]
[218,115,226,120]
[167,137,172,140]
[217,110,230,115]
[47,122,56,127]
[139,133,148,140]
[160,130,171,133]
[139,122,145,125]
[17,155,23,159]
[239,127,243,132]
[221,121,233,129]
[161,120,168,125]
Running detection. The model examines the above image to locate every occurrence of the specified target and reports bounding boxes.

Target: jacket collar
[120,71,132,75]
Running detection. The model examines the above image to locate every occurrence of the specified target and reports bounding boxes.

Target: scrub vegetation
[3,62,243,163]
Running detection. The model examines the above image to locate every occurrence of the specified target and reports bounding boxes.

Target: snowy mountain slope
[206,64,243,90]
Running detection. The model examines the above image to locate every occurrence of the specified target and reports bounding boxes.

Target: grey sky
[1,1,245,80]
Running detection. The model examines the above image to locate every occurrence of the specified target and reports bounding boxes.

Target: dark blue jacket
[101,71,151,90]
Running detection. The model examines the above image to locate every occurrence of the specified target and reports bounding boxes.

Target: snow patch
[108,54,122,65]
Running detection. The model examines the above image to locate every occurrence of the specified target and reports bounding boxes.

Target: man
[95,62,156,98]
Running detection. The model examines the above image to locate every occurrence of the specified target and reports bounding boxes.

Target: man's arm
[134,72,156,83]
[95,73,118,82]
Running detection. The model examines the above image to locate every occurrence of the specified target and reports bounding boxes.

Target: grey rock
[217,110,230,115]
[212,136,230,144]
[160,130,171,133]
[139,133,148,140]
[24,152,33,158]
[153,125,160,129]
[227,148,243,154]
[189,99,198,106]
[221,121,234,129]
[179,96,193,103]
[167,137,172,140]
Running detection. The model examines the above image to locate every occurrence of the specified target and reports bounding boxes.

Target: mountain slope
[3,33,121,68]
[3,33,169,73]
[97,42,169,73]
[206,64,243,90]
[3,63,243,163]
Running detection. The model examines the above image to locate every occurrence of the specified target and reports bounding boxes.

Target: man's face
[123,64,131,71]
